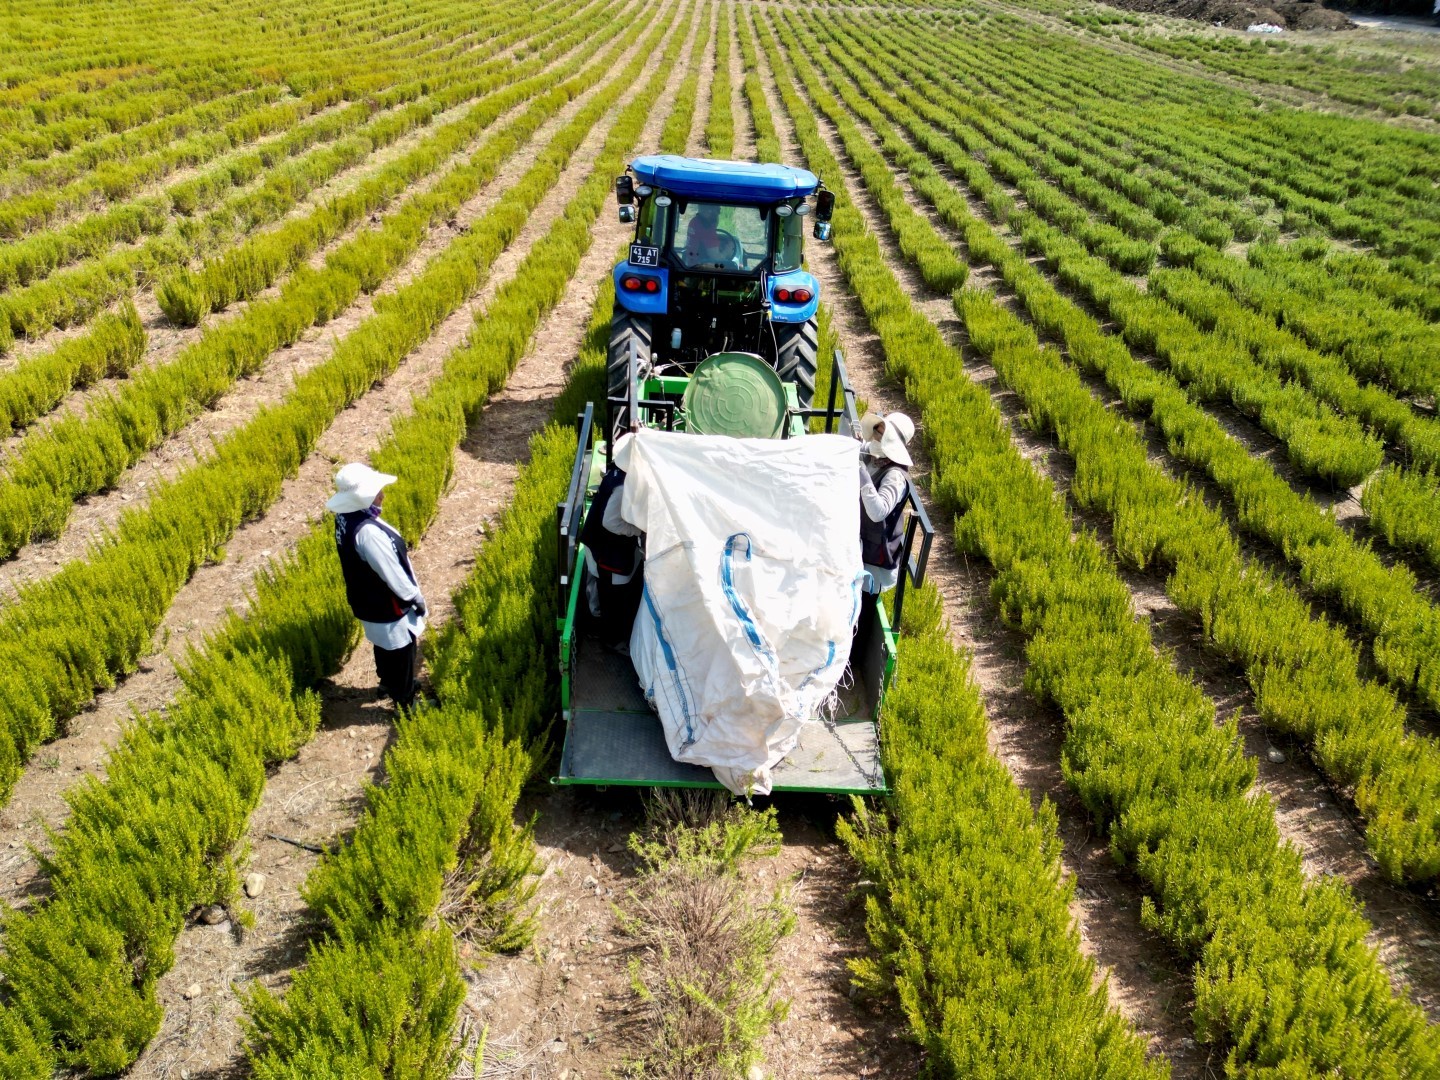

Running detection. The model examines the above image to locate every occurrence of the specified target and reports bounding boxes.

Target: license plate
[629,243,660,268]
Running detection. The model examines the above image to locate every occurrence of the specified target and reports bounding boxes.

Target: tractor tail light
[776,287,792,301]
[791,288,813,303]
[623,276,641,291]
[623,275,660,293]
[644,278,659,293]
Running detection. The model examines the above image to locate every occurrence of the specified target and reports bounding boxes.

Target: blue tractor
[610,155,835,411]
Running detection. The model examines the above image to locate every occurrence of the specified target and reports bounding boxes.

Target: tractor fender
[768,269,820,324]
[612,262,669,315]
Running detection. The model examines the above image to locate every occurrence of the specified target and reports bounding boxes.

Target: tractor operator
[857,410,915,595]
[328,462,428,709]
[683,203,736,266]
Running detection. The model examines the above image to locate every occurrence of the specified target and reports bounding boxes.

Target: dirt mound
[1108,0,1356,29]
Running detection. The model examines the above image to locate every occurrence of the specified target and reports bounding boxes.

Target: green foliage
[620,794,792,1080]
[243,931,464,1080]
[788,7,1440,878]
[0,303,144,432]
[0,4,651,806]
[241,10,696,1072]
[658,4,712,156]
[760,15,1440,1073]
[629,793,782,876]
[1364,466,1440,575]
[0,2,602,339]
[704,4,734,159]
[840,585,1165,1079]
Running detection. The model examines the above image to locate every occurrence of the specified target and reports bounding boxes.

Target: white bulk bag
[613,428,864,795]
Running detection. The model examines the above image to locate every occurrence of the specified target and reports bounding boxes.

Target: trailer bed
[556,643,887,793]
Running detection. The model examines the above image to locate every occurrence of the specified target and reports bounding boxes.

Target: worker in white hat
[856,410,915,595]
[327,462,427,708]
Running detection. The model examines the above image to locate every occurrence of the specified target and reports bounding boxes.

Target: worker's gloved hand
[411,595,428,618]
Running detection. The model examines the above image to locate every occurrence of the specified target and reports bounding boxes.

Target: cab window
[636,197,670,246]
[672,201,768,271]
[773,209,805,273]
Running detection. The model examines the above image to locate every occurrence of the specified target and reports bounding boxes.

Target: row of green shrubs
[931,8,1440,260]
[704,2,734,158]
[0,306,145,434]
[0,18,647,810]
[0,67,268,176]
[0,0,490,172]
[822,14,1396,494]
[155,0,616,328]
[0,0,593,341]
[0,13,682,1070]
[242,13,696,1069]
[755,15,1167,1076]
[810,19,1440,725]
[865,10,1440,310]
[656,4,712,163]
[0,14,634,563]
[1152,235,1440,471]
[764,13,1440,1074]
[0,84,294,239]
[797,14,1440,884]
[0,0,520,227]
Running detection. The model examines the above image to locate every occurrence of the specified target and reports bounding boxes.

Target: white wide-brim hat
[858,410,915,468]
[326,462,397,513]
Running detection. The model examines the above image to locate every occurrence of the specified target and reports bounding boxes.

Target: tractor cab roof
[629,154,819,203]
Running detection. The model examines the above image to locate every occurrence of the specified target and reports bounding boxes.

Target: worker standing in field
[328,463,427,709]
[857,410,915,596]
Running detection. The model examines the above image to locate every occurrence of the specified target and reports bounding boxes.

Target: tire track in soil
[0,14,631,603]
[121,13,689,1078]
[0,17,657,914]
[759,23,1208,1073]
[793,30,1440,1048]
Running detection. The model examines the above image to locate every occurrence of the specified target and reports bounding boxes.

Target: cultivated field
[0,0,1438,1075]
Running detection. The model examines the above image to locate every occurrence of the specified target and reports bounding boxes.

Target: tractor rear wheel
[607,311,653,413]
[774,317,818,410]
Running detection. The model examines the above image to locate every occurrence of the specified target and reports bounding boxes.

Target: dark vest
[334,510,416,623]
[579,466,641,574]
[860,463,908,571]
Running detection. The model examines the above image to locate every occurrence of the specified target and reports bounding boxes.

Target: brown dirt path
[757,19,1206,1073]
[0,16,651,911]
[789,24,1440,1052]
[122,13,688,1077]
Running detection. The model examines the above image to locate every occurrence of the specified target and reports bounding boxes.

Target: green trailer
[552,347,932,794]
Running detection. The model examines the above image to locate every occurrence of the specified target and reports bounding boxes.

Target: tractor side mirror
[615,175,634,205]
[812,190,835,242]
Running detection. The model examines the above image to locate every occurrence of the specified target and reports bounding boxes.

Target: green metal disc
[682,352,788,439]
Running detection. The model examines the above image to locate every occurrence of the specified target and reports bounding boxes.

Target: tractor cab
[610,155,835,412]
[553,346,932,796]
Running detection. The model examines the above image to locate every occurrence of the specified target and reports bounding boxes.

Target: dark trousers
[374,633,418,708]
[597,566,644,647]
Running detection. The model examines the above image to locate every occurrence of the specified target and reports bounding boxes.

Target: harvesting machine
[551,157,932,796]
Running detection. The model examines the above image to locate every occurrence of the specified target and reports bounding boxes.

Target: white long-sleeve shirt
[355,519,426,650]
[859,459,909,592]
